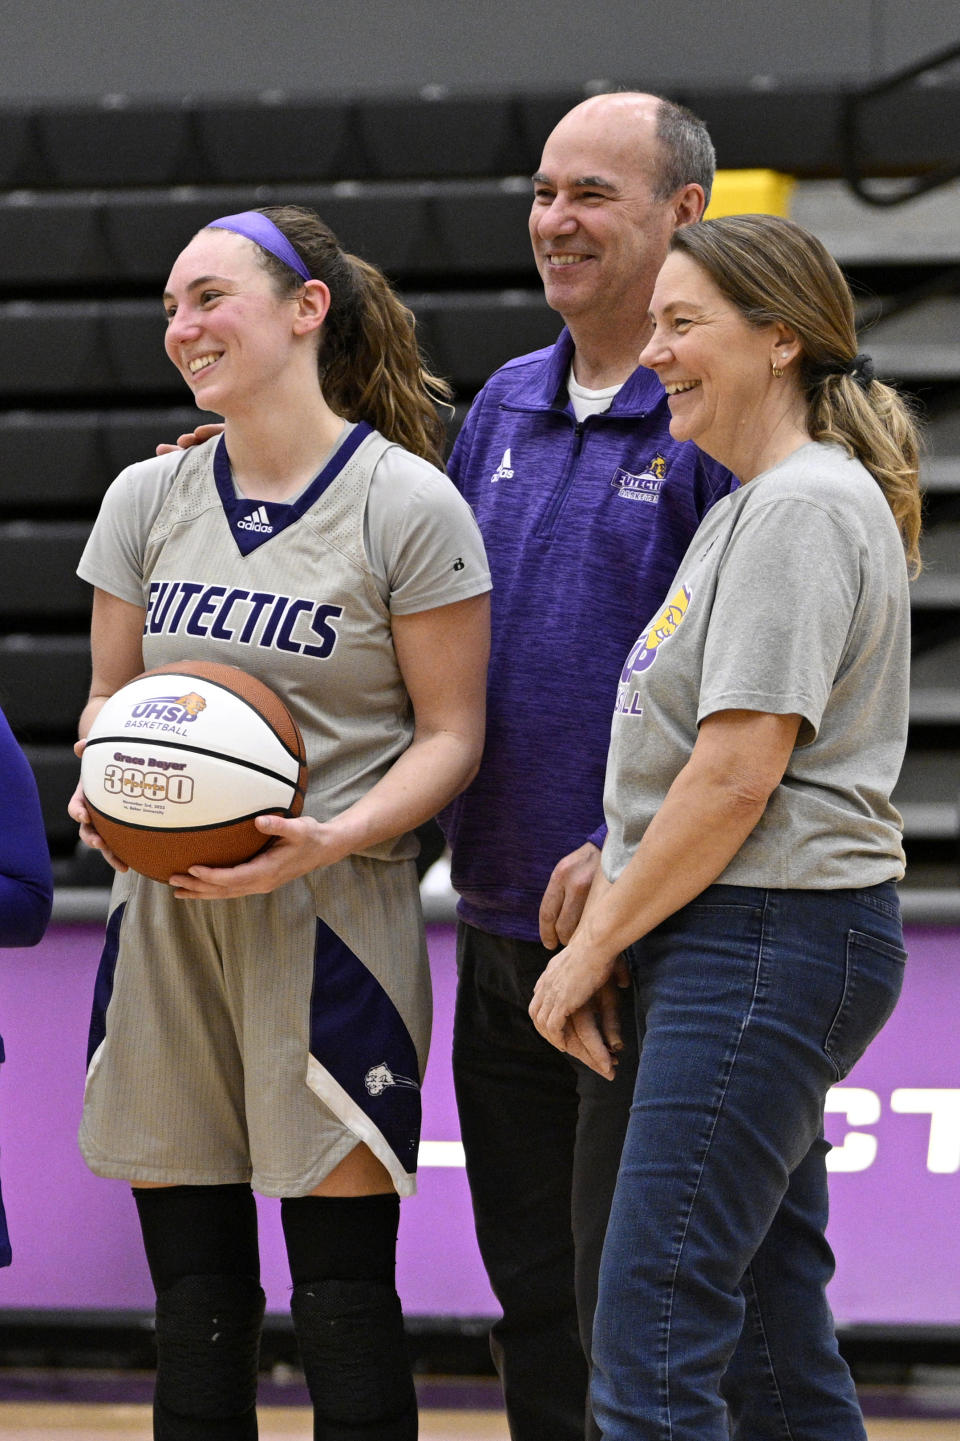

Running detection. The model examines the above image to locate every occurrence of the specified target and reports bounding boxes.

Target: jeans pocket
[823,928,906,1080]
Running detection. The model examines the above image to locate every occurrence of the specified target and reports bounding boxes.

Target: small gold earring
[771,361,784,378]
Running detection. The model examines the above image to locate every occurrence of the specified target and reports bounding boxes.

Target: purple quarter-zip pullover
[439,328,737,941]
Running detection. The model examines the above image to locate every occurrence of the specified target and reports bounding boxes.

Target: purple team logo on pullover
[611,454,668,504]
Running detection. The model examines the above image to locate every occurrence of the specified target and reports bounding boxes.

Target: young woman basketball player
[69,206,490,1440]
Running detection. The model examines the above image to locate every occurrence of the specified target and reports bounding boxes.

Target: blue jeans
[591,883,906,1441]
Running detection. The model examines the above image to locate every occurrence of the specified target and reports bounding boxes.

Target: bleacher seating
[0,86,956,914]
[1,84,958,189]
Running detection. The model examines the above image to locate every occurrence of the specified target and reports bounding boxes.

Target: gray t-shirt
[602,441,909,890]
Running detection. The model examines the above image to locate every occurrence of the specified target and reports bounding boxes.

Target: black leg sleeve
[134,1182,260,1290]
[282,1193,416,1441]
[133,1184,264,1441]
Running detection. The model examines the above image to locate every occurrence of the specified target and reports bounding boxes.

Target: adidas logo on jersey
[238,504,274,534]
[490,448,515,483]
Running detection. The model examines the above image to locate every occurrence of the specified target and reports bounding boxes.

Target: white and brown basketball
[80,660,307,883]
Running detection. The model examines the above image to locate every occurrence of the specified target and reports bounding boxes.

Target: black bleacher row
[1,83,958,191]
[1,635,89,858]
[0,290,554,398]
[0,182,535,289]
[0,403,472,518]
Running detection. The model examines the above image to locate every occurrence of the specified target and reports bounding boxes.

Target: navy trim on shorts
[309,918,421,1176]
[87,901,126,1067]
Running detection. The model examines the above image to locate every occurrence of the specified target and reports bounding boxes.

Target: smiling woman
[639,248,813,482]
[662,215,921,571]
[161,225,326,438]
[529,215,922,1441]
[67,206,491,1441]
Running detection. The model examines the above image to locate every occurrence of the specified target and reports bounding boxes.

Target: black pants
[452,922,638,1441]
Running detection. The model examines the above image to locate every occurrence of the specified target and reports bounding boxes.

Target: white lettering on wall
[890,1089,960,1174]
[824,1088,881,1172]
[826,1087,960,1174]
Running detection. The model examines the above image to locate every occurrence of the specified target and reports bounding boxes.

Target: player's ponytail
[670,215,922,576]
[324,249,452,468]
[230,204,451,468]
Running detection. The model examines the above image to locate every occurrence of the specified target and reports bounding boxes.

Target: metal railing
[842,39,960,206]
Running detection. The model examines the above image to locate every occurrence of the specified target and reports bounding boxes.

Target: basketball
[80,660,307,883]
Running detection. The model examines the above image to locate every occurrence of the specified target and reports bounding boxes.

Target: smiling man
[439,92,738,1441]
[529,94,695,385]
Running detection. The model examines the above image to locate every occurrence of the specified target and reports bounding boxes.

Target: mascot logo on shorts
[364,1062,420,1098]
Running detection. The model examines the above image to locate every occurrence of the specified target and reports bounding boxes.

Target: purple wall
[0,921,957,1323]
[822,924,960,1325]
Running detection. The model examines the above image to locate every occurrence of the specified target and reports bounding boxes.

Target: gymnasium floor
[0,1409,954,1440]
[0,1374,957,1439]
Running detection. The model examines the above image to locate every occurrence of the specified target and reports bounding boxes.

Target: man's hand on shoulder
[155,423,225,457]
[539,840,602,949]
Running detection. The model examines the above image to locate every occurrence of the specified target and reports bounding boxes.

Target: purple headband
[207,210,312,282]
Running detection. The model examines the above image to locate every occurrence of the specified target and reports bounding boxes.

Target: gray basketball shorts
[79,854,431,1197]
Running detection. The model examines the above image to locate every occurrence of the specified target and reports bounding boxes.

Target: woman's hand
[168,813,352,899]
[529,940,626,1078]
[68,741,129,873]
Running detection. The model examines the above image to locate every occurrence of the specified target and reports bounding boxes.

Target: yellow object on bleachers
[704,170,795,220]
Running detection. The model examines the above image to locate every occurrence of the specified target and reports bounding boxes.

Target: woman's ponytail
[807,369,922,576]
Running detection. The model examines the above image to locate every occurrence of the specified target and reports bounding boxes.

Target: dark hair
[213,204,451,467]
[670,214,922,574]
[652,97,716,207]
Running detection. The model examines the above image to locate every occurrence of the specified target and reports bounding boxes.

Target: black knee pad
[291,1279,417,1441]
[153,1273,264,1440]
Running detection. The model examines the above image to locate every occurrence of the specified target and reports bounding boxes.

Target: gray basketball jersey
[77,425,490,1195]
[79,422,491,860]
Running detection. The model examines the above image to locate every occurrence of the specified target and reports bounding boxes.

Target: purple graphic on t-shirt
[619,583,692,685]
